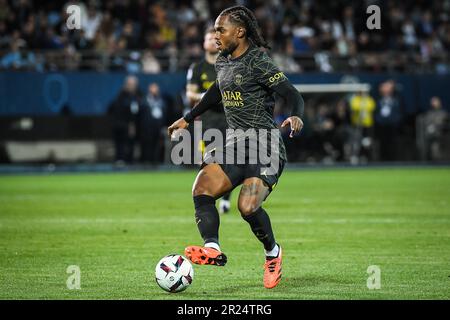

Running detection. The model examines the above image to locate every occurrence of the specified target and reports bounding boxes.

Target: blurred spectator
[273,39,302,73]
[138,82,167,164]
[61,43,81,70]
[126,51,142,74]
[108,75,142,164]
[313,104,336,162]
[423,97,448,161]
[82,4,102,41]
[1,40,41,70]
[314,52,333,73]
[141,50,161,73]
[0,0,12,23]
[291,20,314,54]
[375,80,404,161]
[350,91,376,128]
[329,99,351,161]
[402,18,418,51]
[0,1,448,72]
[0,20,10,49]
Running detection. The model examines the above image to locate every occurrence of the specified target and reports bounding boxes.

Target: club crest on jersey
[234,74,243,85]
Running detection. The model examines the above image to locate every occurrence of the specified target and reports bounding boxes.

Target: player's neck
[205,52,218,65]
[231,41,250,59]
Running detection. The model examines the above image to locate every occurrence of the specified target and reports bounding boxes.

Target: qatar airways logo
[222,90,244,107]
[170,121,280,175]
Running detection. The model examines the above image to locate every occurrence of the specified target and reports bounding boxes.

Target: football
[155,254,194,293]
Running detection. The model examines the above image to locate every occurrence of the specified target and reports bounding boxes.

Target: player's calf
[241,207,276,252]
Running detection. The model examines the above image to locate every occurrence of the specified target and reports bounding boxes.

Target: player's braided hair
[219,5,270,49]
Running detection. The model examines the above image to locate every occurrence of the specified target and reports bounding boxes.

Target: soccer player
[186,27,233,214]
[168,5,304,289]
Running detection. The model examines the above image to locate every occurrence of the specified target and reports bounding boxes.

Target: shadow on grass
[200,275,348,296]
[153,274,353,300]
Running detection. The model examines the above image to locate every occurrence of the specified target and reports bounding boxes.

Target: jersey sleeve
[253,52,288,89]
[183,81,222,123]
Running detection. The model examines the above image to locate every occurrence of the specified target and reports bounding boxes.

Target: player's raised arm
[168,81,222,137]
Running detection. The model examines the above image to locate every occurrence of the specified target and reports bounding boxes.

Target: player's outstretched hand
[281,116,304,138]
[168,117,189,138]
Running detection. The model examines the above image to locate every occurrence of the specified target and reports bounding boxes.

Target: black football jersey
[215,45,288,160]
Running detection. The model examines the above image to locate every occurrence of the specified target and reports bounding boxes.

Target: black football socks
[242,207,276,251]
[193,195,220,246]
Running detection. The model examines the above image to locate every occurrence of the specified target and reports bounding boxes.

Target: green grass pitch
[0,167,449,299]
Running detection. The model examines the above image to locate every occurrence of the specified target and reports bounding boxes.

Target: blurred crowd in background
[1,0,449,73]
[285,82,449,164]
[107,75,449,165]
[0,0,449,165]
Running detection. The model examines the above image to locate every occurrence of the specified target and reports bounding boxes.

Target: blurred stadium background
[0,0,449,168]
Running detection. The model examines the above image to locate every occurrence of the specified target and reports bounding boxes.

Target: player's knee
[192,169,213,197]
[192,184,208,197]
[238,199,259,216]
[192,178,212,197]
[193,182,219,197]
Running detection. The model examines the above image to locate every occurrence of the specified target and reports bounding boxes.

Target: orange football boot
[184,246,227,266]
[263,245,282,289]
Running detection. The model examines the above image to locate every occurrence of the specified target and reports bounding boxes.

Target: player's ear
[236,27,246,39]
